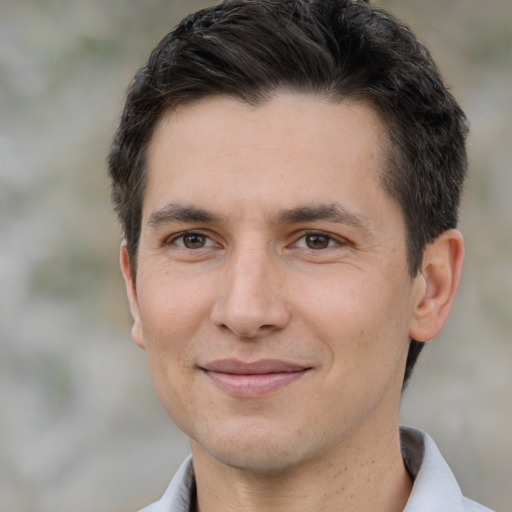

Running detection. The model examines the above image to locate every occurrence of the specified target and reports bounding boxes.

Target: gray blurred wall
[0,0,510,510]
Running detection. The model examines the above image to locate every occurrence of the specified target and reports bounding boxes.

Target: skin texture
[121,93,464,512]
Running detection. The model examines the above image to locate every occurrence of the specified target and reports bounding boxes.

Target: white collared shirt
[138,426,494,512]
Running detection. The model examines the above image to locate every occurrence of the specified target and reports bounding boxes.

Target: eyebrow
[147,204,224,227]
[273,203,373,231]
[147,202,373,232]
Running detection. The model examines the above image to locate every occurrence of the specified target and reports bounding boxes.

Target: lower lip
[203,370,309,397]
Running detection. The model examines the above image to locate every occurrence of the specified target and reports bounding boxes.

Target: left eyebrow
[272,203,374,231]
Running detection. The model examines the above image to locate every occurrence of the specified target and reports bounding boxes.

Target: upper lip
[201,359,310,375]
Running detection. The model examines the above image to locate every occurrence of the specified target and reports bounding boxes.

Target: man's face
[122,93,426,472]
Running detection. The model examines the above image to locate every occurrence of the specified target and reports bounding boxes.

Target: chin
[209,445,305,474]
[189,419,320,474]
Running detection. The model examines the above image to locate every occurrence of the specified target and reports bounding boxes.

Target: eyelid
[163,229,349,249]
[291,230,350,249]
[165,230,218,248]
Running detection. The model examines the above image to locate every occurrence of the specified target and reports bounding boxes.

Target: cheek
[293,269,412,364]
[136,273,213,388]
[139,291,202,425]
[294,271,375,330]
[138,270,212,339]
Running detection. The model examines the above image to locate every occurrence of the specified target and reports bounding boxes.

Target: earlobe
[408,229,464,342]
[120,242,146,350]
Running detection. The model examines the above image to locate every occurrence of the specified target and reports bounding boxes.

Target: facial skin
[121,93,463,511]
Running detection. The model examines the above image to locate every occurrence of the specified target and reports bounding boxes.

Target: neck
[190,425,412,512]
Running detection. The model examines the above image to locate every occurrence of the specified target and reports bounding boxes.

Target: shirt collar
[401,426,465,512]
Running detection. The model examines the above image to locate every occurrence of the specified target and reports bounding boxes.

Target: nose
[210,247,290,339]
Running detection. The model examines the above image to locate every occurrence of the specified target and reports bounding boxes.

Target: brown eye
[181,233,208,249]
[305,233,331,249]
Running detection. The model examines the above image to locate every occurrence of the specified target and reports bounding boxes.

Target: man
[108,1,493,510]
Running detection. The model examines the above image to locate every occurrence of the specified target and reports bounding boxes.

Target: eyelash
[166,231,217,249]
[165,230,346,251]
[292,231,345,250]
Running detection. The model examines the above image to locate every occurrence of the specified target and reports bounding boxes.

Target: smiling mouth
[200,359,312,397]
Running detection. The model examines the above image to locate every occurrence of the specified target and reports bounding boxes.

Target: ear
[120,242,145,349]
[408,229,464,342]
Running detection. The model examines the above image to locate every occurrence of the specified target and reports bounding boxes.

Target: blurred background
[0,0,510,510]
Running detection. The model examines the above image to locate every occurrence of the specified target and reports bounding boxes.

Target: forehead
[144,93,393,222]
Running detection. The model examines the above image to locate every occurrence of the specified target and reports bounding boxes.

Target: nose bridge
[211,241,288,338]
[231,244,268,294]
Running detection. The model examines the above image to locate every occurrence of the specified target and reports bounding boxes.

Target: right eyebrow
[147,203,224,227]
